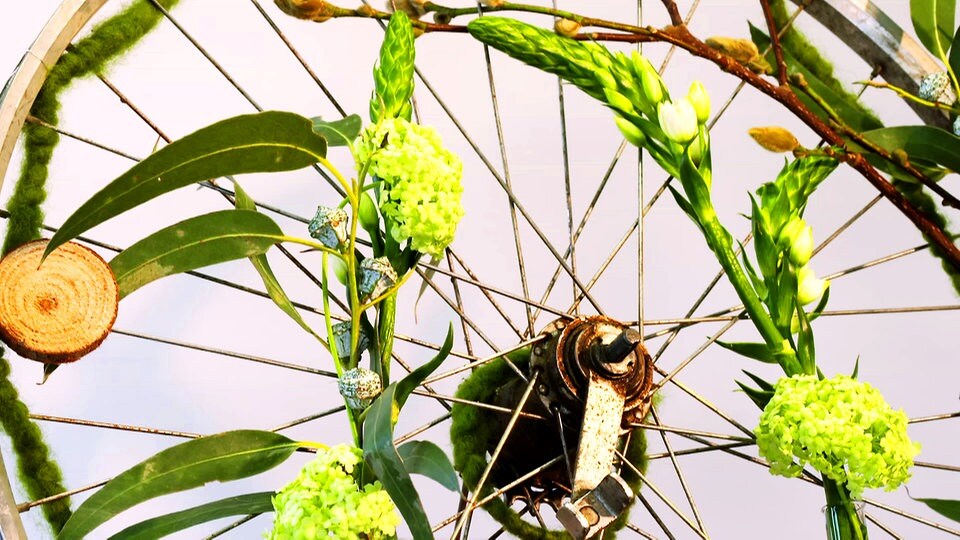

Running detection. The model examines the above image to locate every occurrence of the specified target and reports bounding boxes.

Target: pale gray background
[0,1,957,539]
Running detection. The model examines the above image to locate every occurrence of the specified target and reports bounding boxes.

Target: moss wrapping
[451,357,649,539]
[0,0,181,533]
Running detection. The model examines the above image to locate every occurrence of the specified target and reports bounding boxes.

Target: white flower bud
[687,81,711,124]
[797,265,829,305]
[778,217,814,266]
[658,98,699,144]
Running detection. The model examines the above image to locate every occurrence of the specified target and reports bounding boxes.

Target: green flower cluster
[356,117,464,257]
[269,444,399,539]
[756,374,920,498]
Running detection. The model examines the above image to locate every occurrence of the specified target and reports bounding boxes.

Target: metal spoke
[649,406,707,533]
[616,449,708,540]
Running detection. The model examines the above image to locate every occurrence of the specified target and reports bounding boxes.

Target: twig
[760,0,788,86]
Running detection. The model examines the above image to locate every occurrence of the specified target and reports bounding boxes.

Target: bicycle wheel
[0,1,958,538]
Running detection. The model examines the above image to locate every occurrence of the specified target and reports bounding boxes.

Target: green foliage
[861,125,960,174]
[370,12,416,123]
[46,111,327,258]
[110,492,274,539]
[356,118,464,258]
[108,210,283,297]
[913,497,960,523]
[362,385,431,539]
[0,355,71,533]
[397,440,459,491]
[58,430,299,540]
[755,375,920,498]
[269,445,399,539]
[233,183,326,343]
[312,115,363,147]
[3,0,181,256]
[763,1,883,131]
[361,325,453,539]
[910,0,957,59]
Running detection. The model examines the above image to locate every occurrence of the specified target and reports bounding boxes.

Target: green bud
[791,225,813,266]
[658,98,698,144]
[635,54,664,105]
[358,191,379,231]
[687,81,710,124]
[329,256,348,285]
[778,216,805,248]
[594,68,618,92]
[687,129,708,173]
[603,87,636,116]
[796,265,828,305]
[614,115,646,147]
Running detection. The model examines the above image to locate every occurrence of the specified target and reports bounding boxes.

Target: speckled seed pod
[358,257,398,302]
[308,206,348,249]
[338,367,383,410]
[330,321,369,358]
[919,71,950,101]
[953,116,960,137]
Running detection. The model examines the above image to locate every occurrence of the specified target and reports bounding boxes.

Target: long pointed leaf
[363,385,432,539]
[915,497,960,522]
[716,341,777,363]
[109,210,283,298]
[398,440,459,491]
[233,183,325,343]
[58,431,298,540]
[108,492,275,539]
[46,111,327,258]
[396,323,454,409]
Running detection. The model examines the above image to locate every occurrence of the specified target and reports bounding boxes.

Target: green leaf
[363,385,432,539]
[233,183,325,343]
[735,380,774,410]
[716,341,777,363]
[58,431,298,540]
[750,25,883,133]
[950,25,960,76]
[108,492,274,540]
[312,115,362,147]
[911,0,957,59]
[109,210,283,298]
[795,300,816,375]
[851,356,860,379]
[861,125,960,174]
[46,111,327,258]
[395,323,454,409]
[742,369,776,391]
[397,440,459,491]
[914,497,960,523]
[667,184,700,229]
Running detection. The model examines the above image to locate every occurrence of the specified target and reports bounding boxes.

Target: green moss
[0,353,71,531]
[0,1,181,533]
[451,357,650,539]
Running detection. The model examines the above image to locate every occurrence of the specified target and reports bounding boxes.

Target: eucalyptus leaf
[233,183,325,343]
[910,0,956,59]
[398,440,459,491]
[109,210,283,298]
[108,492,275,539]
[716,341,777,363]
[861,125,960,174]
[312,115,363,147]
[363,385,432,539]
[57,431,298,540]
[46,111,327,258]
[914,497,960,522]
[951,25,960,77]
[396,323,454,409]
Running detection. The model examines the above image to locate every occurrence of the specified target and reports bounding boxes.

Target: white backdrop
[1,1,958,539]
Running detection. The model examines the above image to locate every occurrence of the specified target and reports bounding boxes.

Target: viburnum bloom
[269,444,399,539]
[356,118,464,257]
[755,374,919,498]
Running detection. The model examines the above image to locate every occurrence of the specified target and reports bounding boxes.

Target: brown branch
[760,0,789,86]
[659,0,684,26]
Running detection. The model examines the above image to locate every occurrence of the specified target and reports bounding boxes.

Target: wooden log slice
[0,240,118,363]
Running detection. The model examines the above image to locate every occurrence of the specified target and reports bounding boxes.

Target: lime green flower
[755,375,919,498]
[356,118,464,257]
[269,444,399,539]
[687,81,710,124]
